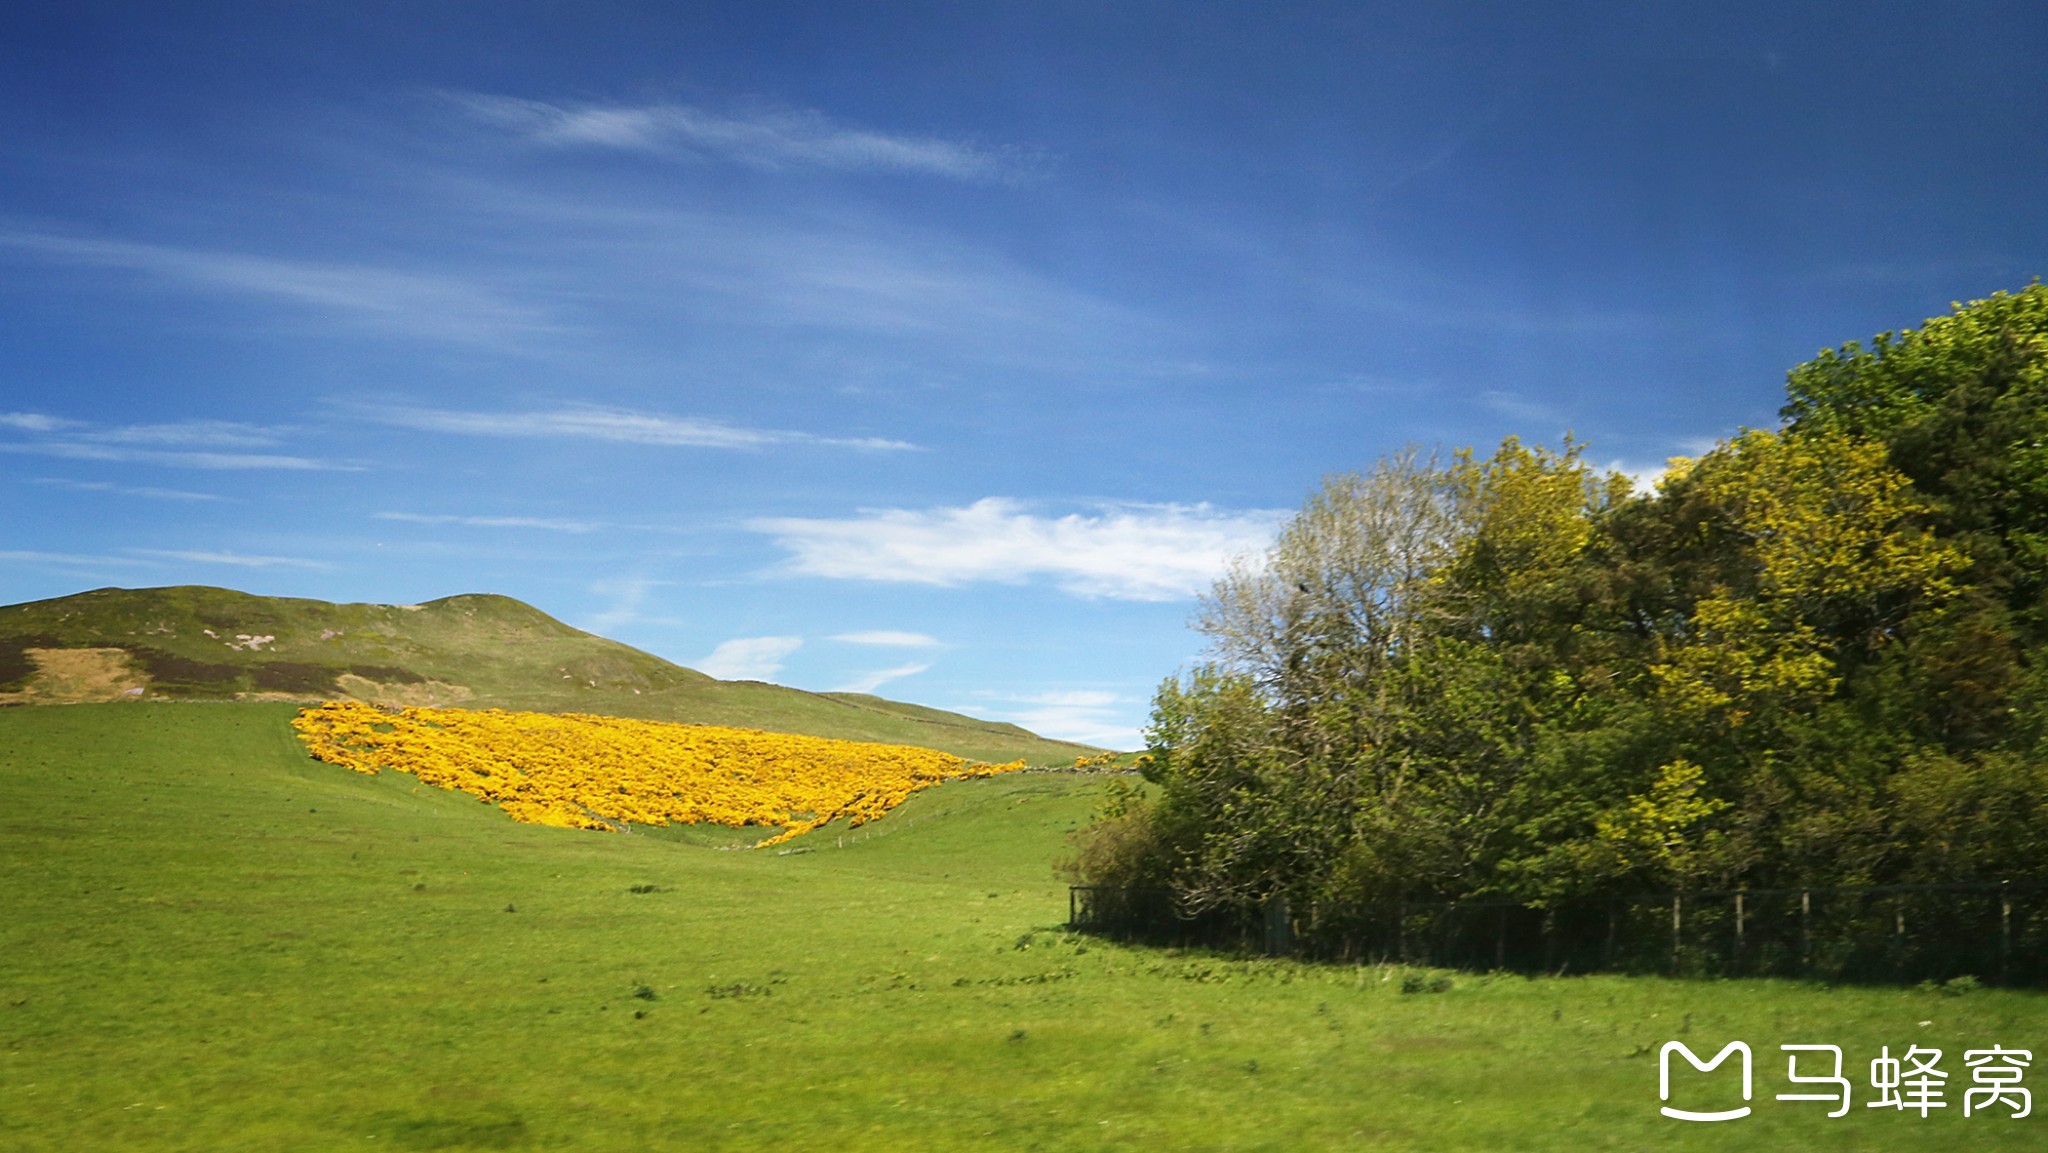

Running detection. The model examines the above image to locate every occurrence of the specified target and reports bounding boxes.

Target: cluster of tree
[1074,284,2048,923]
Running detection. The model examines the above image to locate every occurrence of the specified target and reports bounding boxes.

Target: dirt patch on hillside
[0,648,148,704]
[335,673,474,707]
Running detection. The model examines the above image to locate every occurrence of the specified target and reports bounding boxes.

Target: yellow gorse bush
[291,701,1026,846]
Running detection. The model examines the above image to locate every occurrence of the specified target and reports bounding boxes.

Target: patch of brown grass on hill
[0,648,148,704]
[334,672,474,707]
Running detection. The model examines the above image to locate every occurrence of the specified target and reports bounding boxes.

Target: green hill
[0,585,1103,763]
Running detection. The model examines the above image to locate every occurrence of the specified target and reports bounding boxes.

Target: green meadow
[3,702,2043,1151]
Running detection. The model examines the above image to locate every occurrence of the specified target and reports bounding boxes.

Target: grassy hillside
[0,585,1102,762]
[3,703,2044,1151]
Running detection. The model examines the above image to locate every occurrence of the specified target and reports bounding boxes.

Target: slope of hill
[0,585,1103,762]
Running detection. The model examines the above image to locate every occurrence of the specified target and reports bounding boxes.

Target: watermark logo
[1869,1045,1947,1115]
[1660,1041,1753,1121]
[1964,1048,2033,1118]
[1661,1041,2032,1121]
[1778,1044,1851,1118]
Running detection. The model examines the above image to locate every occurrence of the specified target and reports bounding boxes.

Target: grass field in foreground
[2,703,2045,1151]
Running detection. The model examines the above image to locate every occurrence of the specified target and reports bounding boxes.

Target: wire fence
[1068,882,2048,985]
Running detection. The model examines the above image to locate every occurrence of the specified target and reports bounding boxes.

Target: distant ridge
[0,585,1104,763]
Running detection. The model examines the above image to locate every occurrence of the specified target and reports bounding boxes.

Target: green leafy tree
[1784,283,2048,624]
[1075,285,2048,944]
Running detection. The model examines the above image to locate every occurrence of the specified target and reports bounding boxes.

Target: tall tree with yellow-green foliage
[1079,284,2048,932]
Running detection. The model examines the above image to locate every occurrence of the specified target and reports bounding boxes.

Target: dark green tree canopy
[1076,285,2048,929]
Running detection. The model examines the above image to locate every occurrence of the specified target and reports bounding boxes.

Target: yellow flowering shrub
[291,701,1026,846]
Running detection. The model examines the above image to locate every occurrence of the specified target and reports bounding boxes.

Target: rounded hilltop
[0,584,1100,764]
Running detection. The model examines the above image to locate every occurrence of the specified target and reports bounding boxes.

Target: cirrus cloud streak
[375,511,607,533]
[0,412,342,470]
[968,689,1134,749]
[751,498,1282,602]
[126,548,332,570]
[0,229,553,344]
[365,404,914,452]
[830,630,943,648]
[450,92,1043,183]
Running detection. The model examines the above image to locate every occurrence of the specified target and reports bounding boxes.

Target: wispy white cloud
[832,662,933,695]
[0,440,337,470]
[751,498,1283,602]
[86,419,283,448]
[363,403,915,452]
[126,548,332,569]
[695,636,802,681]
[0,412,82,433]
[1011,689,1121,707]
[375,511,604,533]
[581,575,677,635]
[970,689,1133,748]
[653,213,1154,351]
[2,414,339,471]
[0,549,155,568]
[829,630,944,648]
[0,229,554,344]
[32,478,229,502]
[449,92,1043,182]
[335,161,1159,362]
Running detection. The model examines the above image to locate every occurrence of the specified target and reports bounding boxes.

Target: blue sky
[3,2,2045,747]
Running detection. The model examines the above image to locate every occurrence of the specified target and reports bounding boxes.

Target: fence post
[1605,902,1617,970]
[1495,905,1507,972]
[1262,896,1292,957]
[1800,889,1811,975]
[1895,896,1907,980]
[1734,891,1745,975]
[1671,894,1682,976]
[2001,882,2012,984]
[1397,901,1407,964]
